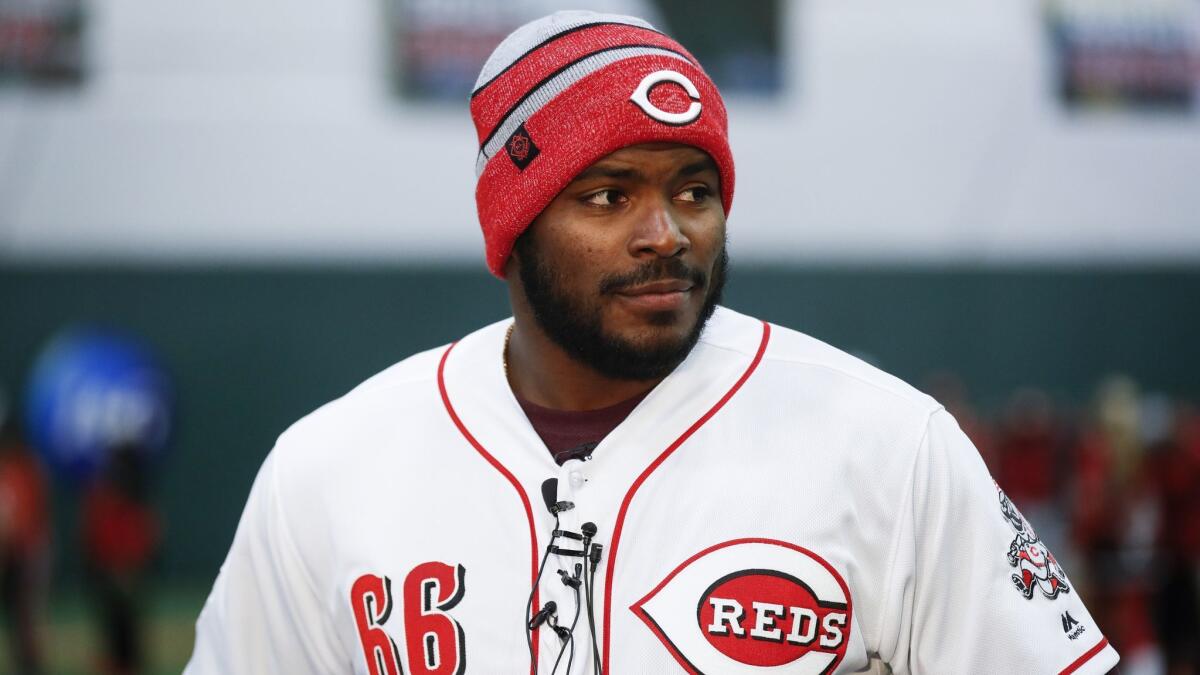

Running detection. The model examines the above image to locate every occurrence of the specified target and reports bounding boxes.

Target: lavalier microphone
[527,601,557,630]
[541,478,574,515]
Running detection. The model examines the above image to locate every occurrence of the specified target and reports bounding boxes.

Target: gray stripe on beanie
[474,46,690,176]
[473,10,657,93]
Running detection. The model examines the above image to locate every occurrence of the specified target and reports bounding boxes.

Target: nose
[628,197,690,258]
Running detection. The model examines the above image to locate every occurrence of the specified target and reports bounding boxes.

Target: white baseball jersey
[186,307,1119,674]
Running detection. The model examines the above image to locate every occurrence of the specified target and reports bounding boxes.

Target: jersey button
[569,469,585,489]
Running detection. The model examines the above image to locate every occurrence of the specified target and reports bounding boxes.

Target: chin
[608,309,696,347]
[643,308,688,328]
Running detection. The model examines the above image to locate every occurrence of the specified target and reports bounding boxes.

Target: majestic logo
[633,539,852,674]
[630,69,703,126]
[1061,611,1085,639]
[505,123,540,170]
[997,484,1070,600]
[350,562,467,675]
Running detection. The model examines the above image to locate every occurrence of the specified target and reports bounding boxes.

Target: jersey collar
[438,306,770,495]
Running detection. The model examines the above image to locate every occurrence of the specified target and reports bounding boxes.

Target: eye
[676,185,712,203]
[583,189,625,206]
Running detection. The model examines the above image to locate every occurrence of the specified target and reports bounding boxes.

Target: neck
[505,317,660,411]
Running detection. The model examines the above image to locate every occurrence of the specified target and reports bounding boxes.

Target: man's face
[512,142,728,381]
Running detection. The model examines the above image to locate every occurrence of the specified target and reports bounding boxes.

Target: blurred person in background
[0,389,49,675]
[1071,376,1164,673]
[993,388,1074,566]
[82,441,161,675]
[924,370,992,462]
[1146,405,1200,674]
[995,388,1065,511]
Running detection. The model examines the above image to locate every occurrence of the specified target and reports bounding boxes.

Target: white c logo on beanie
[630,70,702,125]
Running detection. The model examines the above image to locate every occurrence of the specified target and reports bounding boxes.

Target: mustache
[598,257,707,295]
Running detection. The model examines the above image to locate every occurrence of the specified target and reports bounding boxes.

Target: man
[82,442,160,675]
[187,11,1119,674]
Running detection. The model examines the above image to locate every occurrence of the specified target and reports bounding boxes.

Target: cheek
[543,227,619,277]
[695,216,727,261]
[527,200,615,260]
[544,240,604,294]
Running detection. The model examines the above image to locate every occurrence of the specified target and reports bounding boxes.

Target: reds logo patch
[633,539,852,674]
[997,484,1070,600]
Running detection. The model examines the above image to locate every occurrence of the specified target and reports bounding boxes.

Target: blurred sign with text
[1046,0,1200,111]
[385,0,784,102]
[0,0,84,86]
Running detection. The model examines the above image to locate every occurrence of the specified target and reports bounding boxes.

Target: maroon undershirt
[515,390,650,465]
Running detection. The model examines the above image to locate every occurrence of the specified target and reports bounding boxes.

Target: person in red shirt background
[82,441,161,675]
[1148,405,1200,674]
[0,392,50,675]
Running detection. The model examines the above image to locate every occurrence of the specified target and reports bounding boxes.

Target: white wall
[1,0,1198,264]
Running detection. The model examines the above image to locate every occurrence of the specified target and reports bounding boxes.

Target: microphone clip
[558,567,582,589]
[527,601,557,631]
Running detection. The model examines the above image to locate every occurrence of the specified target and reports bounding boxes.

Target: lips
[616,279,694,295]
[613,278,695,312]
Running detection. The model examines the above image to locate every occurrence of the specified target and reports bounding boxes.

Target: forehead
[573,142,716,180]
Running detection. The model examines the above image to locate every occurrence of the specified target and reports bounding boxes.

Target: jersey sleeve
[184,448,347,674]
[880,408,1119,674]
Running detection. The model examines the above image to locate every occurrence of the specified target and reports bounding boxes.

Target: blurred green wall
[3,264,1197,585]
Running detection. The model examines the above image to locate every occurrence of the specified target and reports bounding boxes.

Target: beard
[514,235,728,381]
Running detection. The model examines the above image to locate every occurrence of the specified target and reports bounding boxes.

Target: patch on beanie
[505,124,540,171]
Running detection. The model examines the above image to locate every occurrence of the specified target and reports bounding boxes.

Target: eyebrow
[574,165,643,182]
[572,155,719,184]
[677,157,718,178]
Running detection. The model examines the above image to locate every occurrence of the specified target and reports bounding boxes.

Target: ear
[504,246,521,280]
[507,227,537,277]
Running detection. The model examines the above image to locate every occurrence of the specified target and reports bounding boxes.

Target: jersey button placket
[546,459,588,674]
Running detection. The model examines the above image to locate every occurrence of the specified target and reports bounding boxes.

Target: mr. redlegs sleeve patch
[997,482,1072,601]
[632,538,852,674]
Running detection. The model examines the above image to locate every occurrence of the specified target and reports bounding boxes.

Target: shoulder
[266,317,510,473]
[261,333,479,499]
[243,330,493,564]
[286,343,447,442]
[704,306,940,423]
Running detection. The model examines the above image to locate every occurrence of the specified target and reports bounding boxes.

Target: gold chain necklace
[503,323,515,378]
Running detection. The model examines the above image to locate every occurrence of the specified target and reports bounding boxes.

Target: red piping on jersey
[602,321,771,673]
[437,341,540,675]
[1058,636,1110,675]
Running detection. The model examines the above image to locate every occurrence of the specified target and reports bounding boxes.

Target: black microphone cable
[549,563,582,675]
[580,523,604,675]
[564,569,582,675]
[583,549,603,675]
[530,478,583,672]
[526,510,560,667]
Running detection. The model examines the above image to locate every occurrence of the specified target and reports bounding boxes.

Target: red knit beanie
[471,10,735,278]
